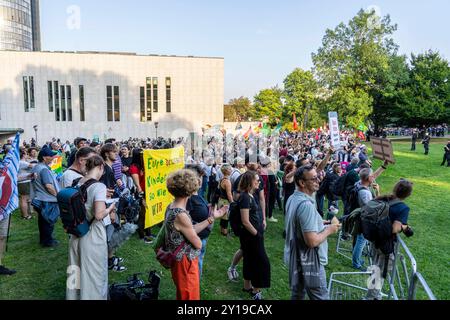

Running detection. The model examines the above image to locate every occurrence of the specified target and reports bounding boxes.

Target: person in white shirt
[61,147,97,189]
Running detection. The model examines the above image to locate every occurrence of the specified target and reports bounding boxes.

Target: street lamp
[154,122,159,140]
[33,125,38,144]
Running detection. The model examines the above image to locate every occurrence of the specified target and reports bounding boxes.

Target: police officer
[441,141,450,167]
[411,129,418,151]
[422,133,431,155]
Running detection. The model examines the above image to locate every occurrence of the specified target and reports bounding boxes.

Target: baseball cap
[39,147,57,158]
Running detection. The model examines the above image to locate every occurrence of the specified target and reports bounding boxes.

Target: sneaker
[111,256,124,264]
[251,291,263,300]
[0,265,17,276]
[110,265,127,272]
[227,267,239,282]
[42,240,59,248]
[143,236,154,244]
[268,217,278,223]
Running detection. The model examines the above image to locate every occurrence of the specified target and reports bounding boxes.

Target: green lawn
[0,142,448,300]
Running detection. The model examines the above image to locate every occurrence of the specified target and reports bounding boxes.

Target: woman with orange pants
[164,169,227,300]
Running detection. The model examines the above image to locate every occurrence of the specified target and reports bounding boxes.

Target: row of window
[0,5,32,27]
[47,81,75,122]
[140,77,172,122]
[23,77,173,122]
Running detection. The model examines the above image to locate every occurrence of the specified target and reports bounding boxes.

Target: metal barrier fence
[329,235,436,300]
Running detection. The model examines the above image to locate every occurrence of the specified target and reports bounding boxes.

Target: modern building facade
[0,51,224,142]
[0,0,41,51]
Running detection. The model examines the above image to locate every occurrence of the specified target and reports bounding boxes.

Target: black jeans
[138,204,151,239]
[35,207,56,246]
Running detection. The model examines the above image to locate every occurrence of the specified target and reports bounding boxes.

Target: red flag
[358,131,366,141]
[293,113,299,131]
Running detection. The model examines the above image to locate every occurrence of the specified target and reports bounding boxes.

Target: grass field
[0,142,449,300]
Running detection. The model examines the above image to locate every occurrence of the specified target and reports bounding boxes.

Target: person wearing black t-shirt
[238,171,271,300]
[185,164,213,277]
[227,162,265,283]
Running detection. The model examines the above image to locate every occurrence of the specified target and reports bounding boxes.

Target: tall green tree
[252,87,283,126]
[312,9,399,128]
[283,68,319,130]
[397,50,450,126]
[224,96,253,122]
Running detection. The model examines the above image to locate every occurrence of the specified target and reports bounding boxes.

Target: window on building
[22,76,35,112]
[29,77,35,110]
[23,76,29,112]
[114,86,120,122]
[67,85,72,121]
[54,81,60,121]
[146,78,152,121]
[48,81,53,112]
[60,85,66,122]
[166,77,172,113]
[140,86,146,122]
[79,85,85,122]
[152,77,158,113]
[107,86,113,122]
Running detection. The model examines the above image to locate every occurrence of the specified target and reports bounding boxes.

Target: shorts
[18,181,31,196]
[0,215,11,238]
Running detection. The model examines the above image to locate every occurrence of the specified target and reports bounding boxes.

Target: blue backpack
[57,179,98,237]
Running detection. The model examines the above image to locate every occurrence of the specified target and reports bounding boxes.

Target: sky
[40,0,450,103]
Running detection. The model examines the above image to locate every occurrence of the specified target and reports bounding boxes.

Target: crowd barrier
[329,235,436,300]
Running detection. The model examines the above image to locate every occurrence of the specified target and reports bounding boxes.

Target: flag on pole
[293,113,299,131]
[0,133,20,222]
[261,123,272,136]
[243,127,254,140]
[358,131,366,141]
[273,123,283,133]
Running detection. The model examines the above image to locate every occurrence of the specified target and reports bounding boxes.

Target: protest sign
[328,112,341,148]
[371,137,396,164]
[143,146,185,228]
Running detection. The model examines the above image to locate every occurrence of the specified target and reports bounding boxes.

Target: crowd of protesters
[0,125,435,301]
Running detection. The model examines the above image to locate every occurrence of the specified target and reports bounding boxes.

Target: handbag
[156,241,186,269]
[293,200,322,288]
[297,245,322,288]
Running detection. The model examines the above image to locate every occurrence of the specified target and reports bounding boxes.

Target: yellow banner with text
[143,146,185,228]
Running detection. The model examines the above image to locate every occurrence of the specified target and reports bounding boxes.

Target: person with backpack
[350,162,389,271]
[66,155,116,300]
[316,163,342,217]
[238,171,271,300]
[227,161,265,283]
[364,179,414,300]
[61,147,96,189]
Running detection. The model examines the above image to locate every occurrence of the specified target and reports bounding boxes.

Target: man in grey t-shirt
[31,147,61,247]
[284,166,340,300]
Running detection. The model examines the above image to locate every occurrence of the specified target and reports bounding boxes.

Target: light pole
[154,122,159,140]
[33,125,38,144]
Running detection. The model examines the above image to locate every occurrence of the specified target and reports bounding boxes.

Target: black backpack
[228,201,242,236]
[360,199,401,255]
[344,185,365,215]
[57,179,98,237]
[332,173,348,197]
